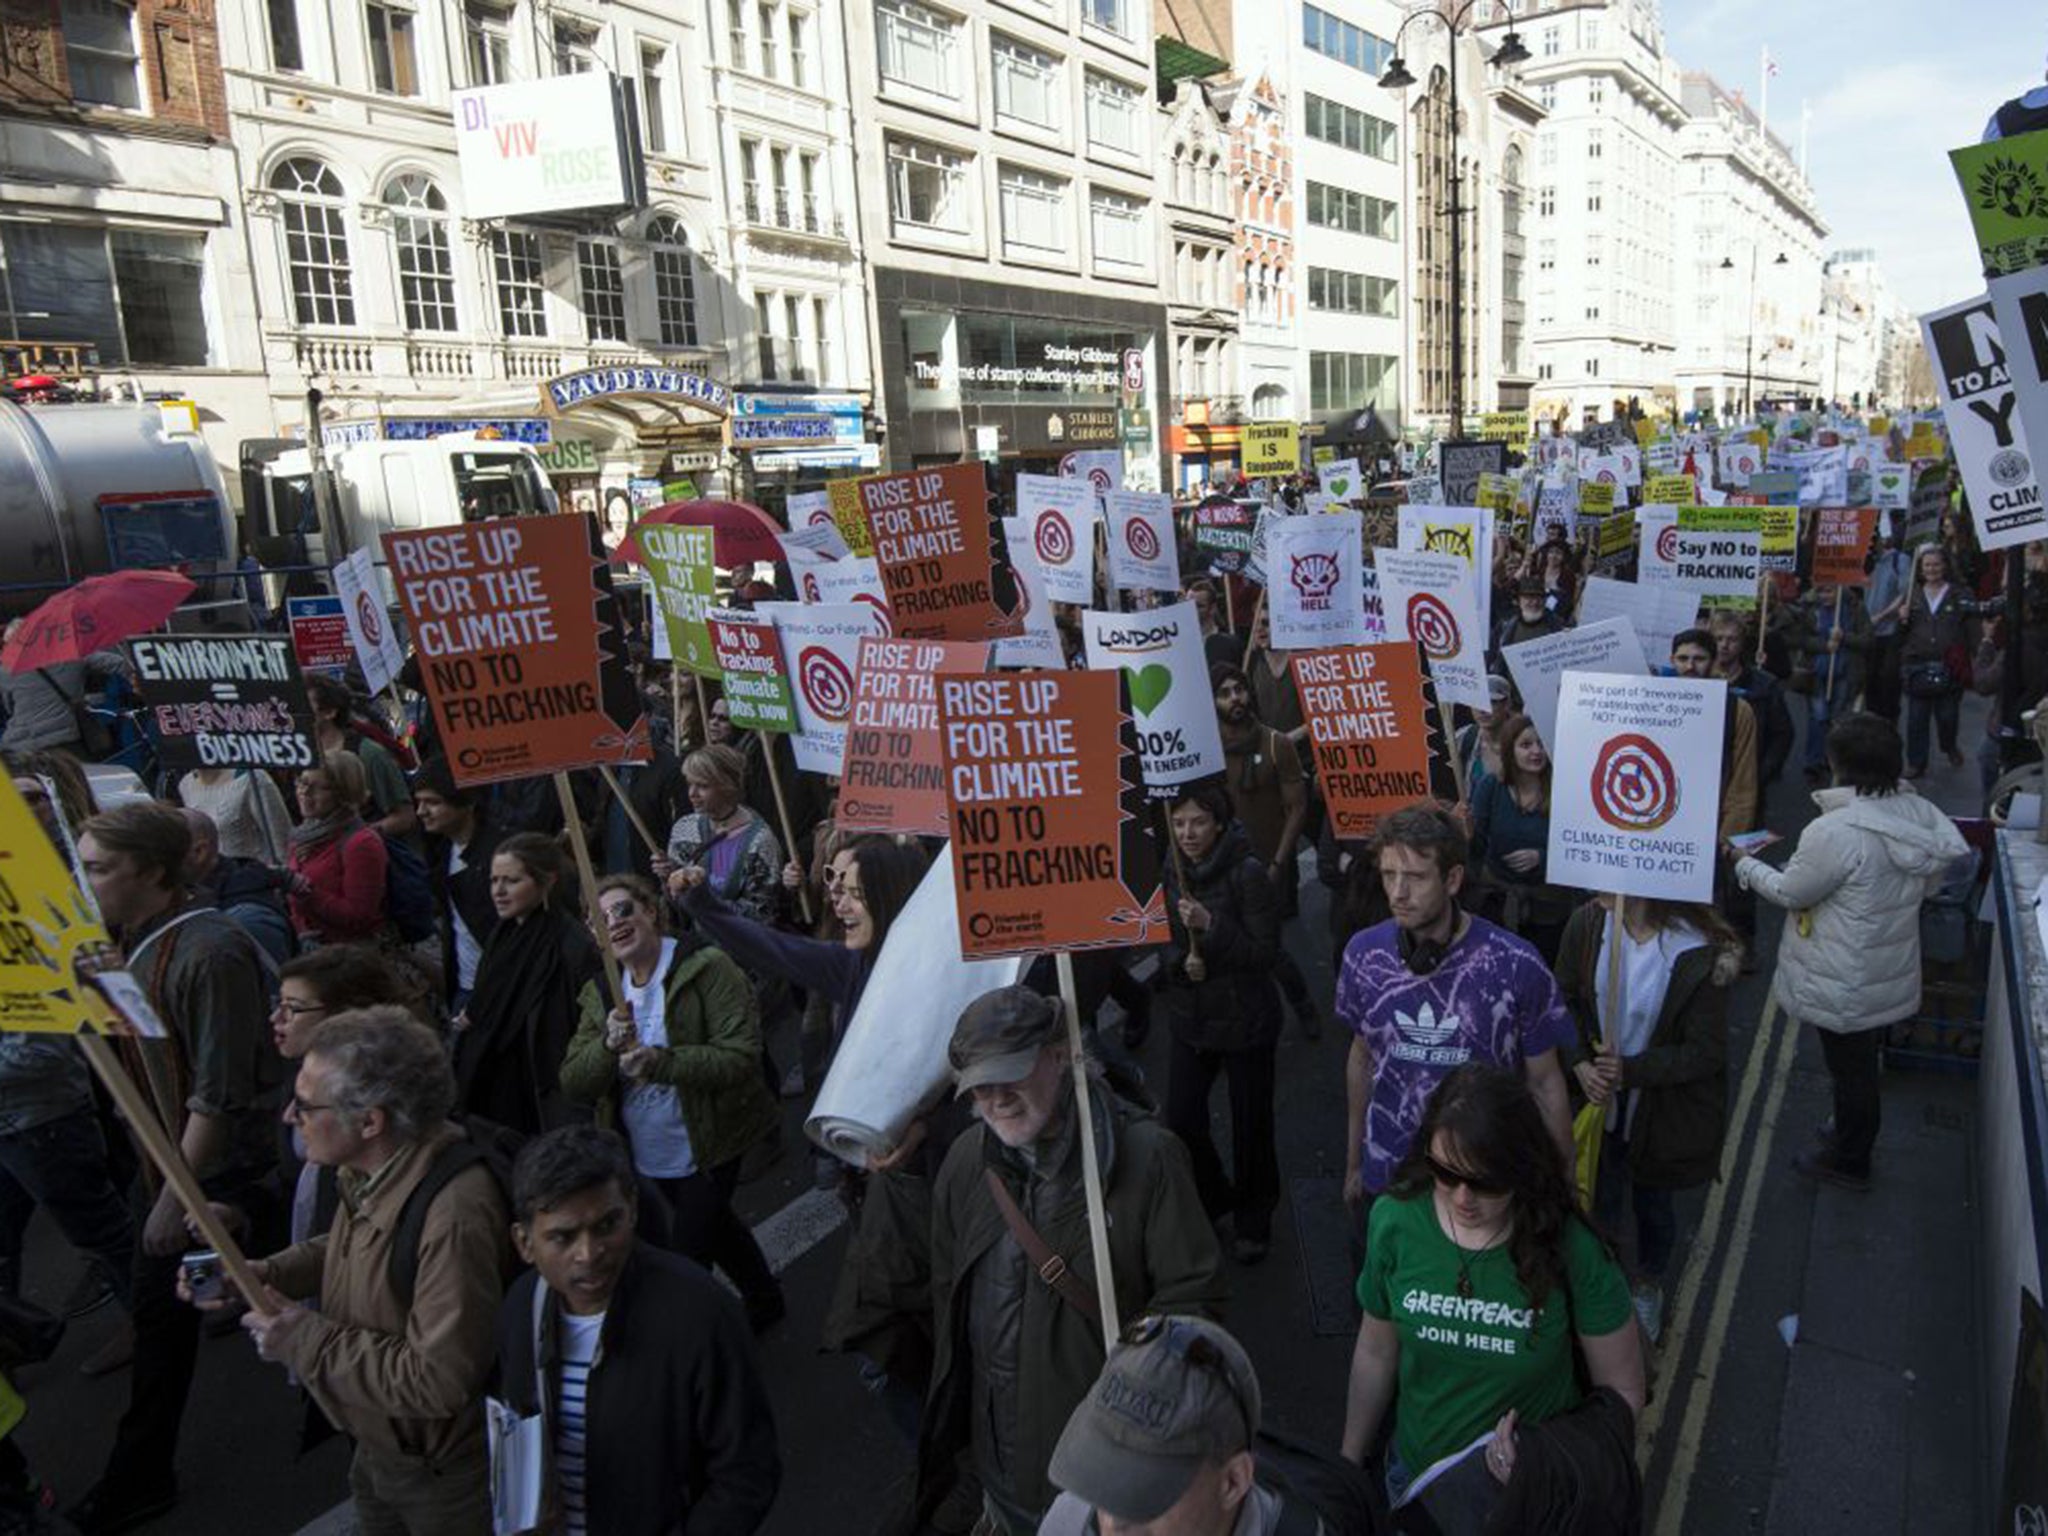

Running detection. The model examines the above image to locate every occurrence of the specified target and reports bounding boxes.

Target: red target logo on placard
[801,572,823,604]
[797,645,854,722]
[1656,526,1681,563]
[1406,593,1461,661]
[1592,733,1680,831]
[1086,465,1115,495]
[1035,510,1074,567]
[1597,470,1618,485]
[807,506,834,527]
[1125,516,1160,563]
[355,591,384,647]
[853,593,893,635]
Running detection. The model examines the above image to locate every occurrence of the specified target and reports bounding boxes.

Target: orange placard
[860,464,1024,643]
[939,669,1165,959]
[1291,644,1434,839]
[1810,506,1881,589]
[838,636,990,838]
[385,514,650,785]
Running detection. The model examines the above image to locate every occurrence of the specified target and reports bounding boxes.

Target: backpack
[379,831,438,945]
[1255,1425,1392,1536]
[388,1119,524,1305]
[1996,97,2048,139]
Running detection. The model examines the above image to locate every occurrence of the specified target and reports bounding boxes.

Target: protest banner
[1534,479,1578,543]
[779,518,852,564]
[1102,490,1180,593]
[1404,473,1443,505]
[1718,440,1762,486]
[130,635,317,774]
[838,636,990,838]
[1290,644,1433,838]
[707,608,796,733]
[1759,505,1800,573]
[994,517,1067,669]
[1745,470,1799,507]
[286,596,351,678]
[753,601,870,775]
[1951,135,2048,281]
[1319,458,1363,501]
[808,556,893,633]
[1923,293,2046,551]
[1267,510,1367,649]
[1644,473,1695,506]
[1396,505,1493,636]
[1243,423,1299,476]
[1503,616,1649,752]
[1577,574,1702,664]
[1374,548,1490,714]
[828,479,874,556]
[1547,672,1727,903]
[1059,449,1124,493]
[1902,422,1947,462]
[1672,506,1763,610]
[1811,507,1881,588]
[1615,444,1644,489]
[334,547,405,696]
[1475,472,1516,517]
[1015,474,1100,604]
[1080,602,1225,790]
[1636,504,1680,585]
[1580,453,1627,496]
[787,488,836,535]
[1477,411,1529,445]
[859,464,1021,642]
[1579,480,1617,515]
[637,522,720,678]
[1439,440,1506,506]
[1193,495,1255,576]
[386,515,649,784]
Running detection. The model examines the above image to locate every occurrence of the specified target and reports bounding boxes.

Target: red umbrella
[615,500,786,569]
[3,569,195,671]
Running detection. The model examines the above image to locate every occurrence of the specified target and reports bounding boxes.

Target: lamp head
[1379,55,1416,89]
[1491,31,1531,68]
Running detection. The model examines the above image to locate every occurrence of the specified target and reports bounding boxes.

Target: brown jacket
[265,1123,513,1467]
[1721,697,1759,839]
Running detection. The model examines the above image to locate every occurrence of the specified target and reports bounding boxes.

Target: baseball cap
[1047,1315,1261,1523]
[947,987,1062,1096]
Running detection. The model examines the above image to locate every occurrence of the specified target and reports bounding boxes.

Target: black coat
[1154,824,1280,1052]
[494,1244,781,1536]
[427,819,503,1000]
[1484,1386,1641,1535]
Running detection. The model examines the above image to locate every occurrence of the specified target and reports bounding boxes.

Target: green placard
[1952,134,2048,279]
[636,522,720,679]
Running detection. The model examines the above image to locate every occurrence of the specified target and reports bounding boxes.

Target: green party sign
[637,522,720,679]
[1952,134,2048,279]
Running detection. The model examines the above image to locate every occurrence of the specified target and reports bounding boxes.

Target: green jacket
[913,1087,1227,1529]
[561,939,778,1173]
[1555,904,1736,1191]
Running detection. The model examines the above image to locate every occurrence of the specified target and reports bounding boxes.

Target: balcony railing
[742,185,846,239]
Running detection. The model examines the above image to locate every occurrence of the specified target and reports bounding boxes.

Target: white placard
[1319,458,1363,502]
[1102,490,1180,593]
[993,517,1065,668]
[1873,463,1912,511]
[779,515,848,562]
[1926,290,2047,552]
[1014,474,1099,604]
[1502,616,1649,751]
[1636,504,1679,585]
[1547,672,1728,903]
[1672,527,1762,609]
[1268,510,1368,649]
[1058,448,1124,492]
[1080,601,1225,789]
[755,602,871,774]
[334,547,404,697]
[785,490,837,537]
[1374,548,1490,711]
[1397,505,1494,639]
[1577,575,1704,666]
[808,557,891,633]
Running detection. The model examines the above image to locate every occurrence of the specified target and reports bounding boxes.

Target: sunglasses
[1424,1155,1508,1200]
[1120,1315,1253,1446]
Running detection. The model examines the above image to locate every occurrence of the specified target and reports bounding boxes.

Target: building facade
[847,0,1169,484]
[1820,247,1925,413]
[1157,73,1240,491]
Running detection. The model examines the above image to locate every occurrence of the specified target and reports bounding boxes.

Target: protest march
[1,19,2047,1536]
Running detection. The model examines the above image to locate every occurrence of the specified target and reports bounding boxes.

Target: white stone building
[1155,71,1240,491]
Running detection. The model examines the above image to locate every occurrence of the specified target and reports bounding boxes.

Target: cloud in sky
[1667,1,2030,315]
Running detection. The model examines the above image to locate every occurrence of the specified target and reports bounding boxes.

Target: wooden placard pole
[1223,574,1237,634]
[1158,799,1201,978]
[760,746,815,927]
[76,1029,274,1316]
[596,764,663,859]
[552,771,625,1010]
[671,670,688,754]
[1054,950,1121,1344]
[1241,590,1267,671]
[1825,587,1845,700]
[1436,692,1467,807]
[1755,572,1772,666]
[692,672,711,742]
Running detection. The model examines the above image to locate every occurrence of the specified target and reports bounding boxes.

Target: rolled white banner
[804,848,1028,1164]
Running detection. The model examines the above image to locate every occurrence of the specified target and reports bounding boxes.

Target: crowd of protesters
[0,403,2003,1536]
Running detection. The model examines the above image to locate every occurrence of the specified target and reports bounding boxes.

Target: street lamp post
[1722,248,1788,417]
[1379,5,1528,436]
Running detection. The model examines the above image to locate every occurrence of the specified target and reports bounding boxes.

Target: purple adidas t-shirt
[1336,916,1575,1193]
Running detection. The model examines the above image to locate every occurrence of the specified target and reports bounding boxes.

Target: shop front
[728,390,880,522]
[873,270,1167,491]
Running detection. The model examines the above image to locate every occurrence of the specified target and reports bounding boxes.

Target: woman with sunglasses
[1341,1064,1644,1524]
[560,874,784,1330]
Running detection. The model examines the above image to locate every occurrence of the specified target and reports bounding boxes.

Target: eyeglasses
[1424,1155,1508,1200]
[285,1094,337,1120]
[273,999,327,1019]
[1119,1315,1253,1447]
[598,901,642,924]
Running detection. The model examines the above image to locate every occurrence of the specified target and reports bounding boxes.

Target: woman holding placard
[1471,715,1576,965]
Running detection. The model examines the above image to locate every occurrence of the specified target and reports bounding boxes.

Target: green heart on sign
[1328,476,1352,498]
[1124,663,1173,717]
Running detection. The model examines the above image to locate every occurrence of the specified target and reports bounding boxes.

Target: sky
[1665,0,2030,316]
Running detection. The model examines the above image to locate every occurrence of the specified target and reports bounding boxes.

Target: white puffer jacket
[1735,785,1970,1031]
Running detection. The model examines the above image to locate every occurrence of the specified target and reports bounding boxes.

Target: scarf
[290,808,364,857]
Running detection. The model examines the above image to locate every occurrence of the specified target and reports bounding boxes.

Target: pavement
[8,697,1997,1534]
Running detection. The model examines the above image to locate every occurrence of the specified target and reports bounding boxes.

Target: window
[756,292,780,379]
[61,0,140,108]
[1541,25,1559,55]
[464,2,511,85]
[728,0,746,65]
[1537,362,1553,380]
[492,229,547,338]
[1304,181,1397,240]
[877,0,958,96]
[1587,129,1602,160]
[1308,351,1399,414]
[271,157,355,326]
[1588,78,1605,106]
[783,294,802,375]
[1584,304,1600,319]
[1537,82,1555,111]
[385,173,457,332]
[757,4,777,77]
[799,152,823,232]
[577,240,626,341]
[1587,181,1602,212]
[1301,4,1390,76]
[109,231,208,364]
[1090,188,1144,268]
[1084,0,1129,38]
[1085,71,1141,155]
[1304,94,1397,161]
[0,222,208,371]
[1306,266,1397,317]
[267,0,303,70]
[1586,249,1601,267]
[886,137,969,232]
[1537,239,1555,270]
[999,166,1067,256]
[639,46,669,154]
[553,19,597,74]
[1539,135,1557,169]
[813,296,831,381]
[1587,358,1600,376]
[1538,185,1555,217]
[788,10,809,87]
[992,35,1059,130]
[365,2,418,95]
[648,217,699,347]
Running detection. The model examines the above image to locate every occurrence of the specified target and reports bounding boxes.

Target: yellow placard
[1903,427,1945,462]
[1870,415,1892,438]
[1760,505,1799,568]
[1644,474,1695,505]
[0,778,123,1035]
[1477,411,1529,445]
[1633,419,1661,447]
[1476,472,1515,514]
[1312,446,1335,465]
[1243,423,1299,476]
[828,479,873,557]
[1579,482,1616,514]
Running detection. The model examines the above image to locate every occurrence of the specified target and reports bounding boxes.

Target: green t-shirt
[1357,1192,1632,1476]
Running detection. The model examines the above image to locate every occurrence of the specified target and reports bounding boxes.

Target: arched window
[647,216,699,347]
[271,157,354,326]
[383,172,456,332]
[1251,382,1287,421]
